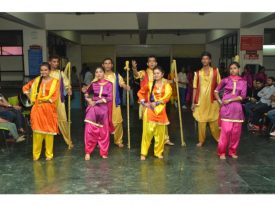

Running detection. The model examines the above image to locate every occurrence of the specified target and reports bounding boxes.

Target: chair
[0,124,13,152]
[7,96,32,143]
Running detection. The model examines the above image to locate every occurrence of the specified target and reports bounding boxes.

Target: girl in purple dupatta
[214,62,247,160]
[84,67,113,160]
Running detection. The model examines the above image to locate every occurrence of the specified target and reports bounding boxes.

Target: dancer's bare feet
[231,154,238,159]
[219,155,226,160]
[102,155,108,159]
[68,144,74,150]
[165,140,175,146]
[117,143,124,148]
[157,155,164,159]
[33,158,39,161]
[85,154,90,161]
[196,142,203,147]
[140,155,146,161]
[46,157,53,161]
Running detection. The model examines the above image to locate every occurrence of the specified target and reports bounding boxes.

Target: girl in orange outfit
[22,62,59,161]
[138,66,172,160]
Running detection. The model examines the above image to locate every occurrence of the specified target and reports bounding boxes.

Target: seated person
[245,79,265,119]
[0,93,26,135]
[248,77,275,131]
[268,95,275,137]
[0,117,25,142]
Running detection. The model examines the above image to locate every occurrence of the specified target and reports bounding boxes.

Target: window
[0,30,23,56]
[1,46,23,56]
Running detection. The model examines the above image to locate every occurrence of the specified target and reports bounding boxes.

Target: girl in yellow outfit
[138,66,172,160]
[23,62,60,161]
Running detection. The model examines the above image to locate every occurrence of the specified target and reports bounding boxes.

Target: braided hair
[36,62,51,99]
[149,66,164,102]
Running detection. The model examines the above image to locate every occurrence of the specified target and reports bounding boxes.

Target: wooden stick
[172,59,186,146]
[64,62,72,143]
[124,61,131,149]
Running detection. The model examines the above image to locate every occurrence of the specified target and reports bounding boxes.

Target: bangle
[141,100,146,106]
[155,101,160,106]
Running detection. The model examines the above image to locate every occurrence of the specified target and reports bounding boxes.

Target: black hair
[149,66,164,101]
[255,79,264,84]
[268,76,275,82]
[153,65,164,73]
[49,55,60,61]
[95,66,105,73]
[229,61,240,69]
[102,58,113,64]
[36,62,51,99]
[201,51,212,59]
[147,55,157,62]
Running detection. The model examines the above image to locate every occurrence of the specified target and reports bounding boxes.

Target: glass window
[1,46,23,55]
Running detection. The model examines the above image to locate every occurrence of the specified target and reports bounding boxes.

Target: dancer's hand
[124,85,131,91]
[81,86,88,93]
[87,99,96,106]
[67,88,72,96]
[150,102,156,108]
[223,99,231,105]
[191,103,196,111]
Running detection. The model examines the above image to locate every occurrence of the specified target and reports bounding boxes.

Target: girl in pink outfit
[214,62,247,160]
[84,67,113,160]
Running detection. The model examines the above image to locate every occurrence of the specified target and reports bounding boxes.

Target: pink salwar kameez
[215,76,247,157]
[84,79,113,157]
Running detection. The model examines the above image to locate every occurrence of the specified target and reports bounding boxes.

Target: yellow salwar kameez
[105,71,126,146]
[50,69,73,149]
[138,80,172,158]
[193,67,221,144]
[134,68,172,143]
[23,77,59,160]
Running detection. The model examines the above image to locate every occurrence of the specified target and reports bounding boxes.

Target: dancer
[214,62,247,159]
[132,56,175,146]
[138,66,172,160]
[22,62,59,161]
[49,55,73,149]
[102,58,130,148]
[84,66,113,160]
[192,51,221,147]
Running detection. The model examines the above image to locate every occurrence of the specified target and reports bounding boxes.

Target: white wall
[149,13,241,29]
[0,56,24,81]
[81,34,139,45]
[263,56,275,77]
[66,43,82,75]
[205,41,221,68]
[0,17,47,80]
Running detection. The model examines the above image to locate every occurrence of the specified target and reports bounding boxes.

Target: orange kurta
[137,80,172,125]
[23,77,60,135]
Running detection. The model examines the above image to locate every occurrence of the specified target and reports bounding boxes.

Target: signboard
[240,35,263,51]
[28,47,42,76]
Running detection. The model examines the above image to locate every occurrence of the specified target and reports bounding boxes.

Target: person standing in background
[177,67,188,109]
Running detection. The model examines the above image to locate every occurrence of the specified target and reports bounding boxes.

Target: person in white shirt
[249,76,275,131]
[177,67,189,109]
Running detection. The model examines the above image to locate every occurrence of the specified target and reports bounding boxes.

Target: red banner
[240,35,263,51]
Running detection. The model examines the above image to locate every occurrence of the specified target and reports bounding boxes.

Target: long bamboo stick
[172,59,186,146]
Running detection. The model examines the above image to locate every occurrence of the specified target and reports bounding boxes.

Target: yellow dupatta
[149,80,172,115]
[30,76,58,103]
